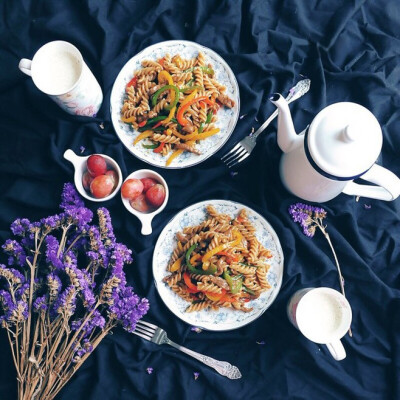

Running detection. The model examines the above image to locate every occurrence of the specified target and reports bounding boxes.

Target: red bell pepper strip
[138,120,147,128]
[177,96,215,126]
[183,272,199,293]
[153,142,165,153]
[152,121,163,129]
[126,76,138,90]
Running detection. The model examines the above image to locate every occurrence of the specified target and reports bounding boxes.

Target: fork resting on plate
[221,78,311,168]
[133,320,242,379]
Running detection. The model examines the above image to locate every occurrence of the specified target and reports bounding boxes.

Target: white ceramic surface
[110,40,240,169]
[270,95,400,202]
[19,41,103,116]
[152,200,284,331]
[287,287,352,361]
[63,149,122,202]
[121,169,169,235]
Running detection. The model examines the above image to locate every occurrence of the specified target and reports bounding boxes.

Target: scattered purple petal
[99,122,104,130]
[256,340,266,345]
[193,372,200,380]
[146,367,153,374]
[254,116,258,122]
[191,326,202,333]
[364,204,371,209]
[230,171,238,178]
[80,146,85,154]
[251,127,255,134]
[239,114,247,120]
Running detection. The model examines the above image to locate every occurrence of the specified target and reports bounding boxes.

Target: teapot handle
[342,164,400,201]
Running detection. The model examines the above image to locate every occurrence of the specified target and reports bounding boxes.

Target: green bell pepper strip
[151,84,180,110]
[184,66,214,75]
[142,143,159,149]
[242,285,255,295]
[180,85,203,93]
[205,110,213,124]
[185,244,217,275]
[223,270,242,294]
[138,116,167,131]
[198,123,204,133]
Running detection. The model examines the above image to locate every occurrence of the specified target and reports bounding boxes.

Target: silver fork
[221,78,311,168]
[133,320,242,379]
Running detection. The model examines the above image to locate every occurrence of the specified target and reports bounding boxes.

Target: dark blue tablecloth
[1,1,400,399]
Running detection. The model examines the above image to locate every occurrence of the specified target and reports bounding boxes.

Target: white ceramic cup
[19,41,103,116]
[287,287,352,361]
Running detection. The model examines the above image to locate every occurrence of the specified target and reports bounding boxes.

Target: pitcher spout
[270,93,302,153]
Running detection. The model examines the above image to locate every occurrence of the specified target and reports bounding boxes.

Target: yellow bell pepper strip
[190,253,202,265]
[152,84,180,110]
[158,70,173,85]
[166,149,184,166]
[162,105,176,125]
[205,289,227,302]
[172,128,219,142]
[186,244,217,275]
[121,115,137,123]
[153,142,165,153]
[133,130,153,145]
[202,230,242,262]
[170,256,183,272]
[177,96,215,126]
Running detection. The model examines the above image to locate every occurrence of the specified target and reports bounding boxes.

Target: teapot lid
[307,102,382,179]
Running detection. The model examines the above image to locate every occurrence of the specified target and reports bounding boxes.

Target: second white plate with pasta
[110,40,240,168]
[152,200,284,331]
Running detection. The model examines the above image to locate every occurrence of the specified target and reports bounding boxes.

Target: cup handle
[140,216,153,235]
[342,164,400,201]
[63,149,81,168]
[326,339,346,361]
[19,58,33,76]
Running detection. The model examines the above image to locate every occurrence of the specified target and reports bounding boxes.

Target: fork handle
[166,338,242,379]
[251,108,279,139]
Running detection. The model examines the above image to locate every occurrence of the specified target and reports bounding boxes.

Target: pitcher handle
[326,339,346,361]
[342,164,400,201]
[19,58,32,76]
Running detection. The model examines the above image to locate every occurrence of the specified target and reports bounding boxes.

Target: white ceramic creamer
[270,94,400,203]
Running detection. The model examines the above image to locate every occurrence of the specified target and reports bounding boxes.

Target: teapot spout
[270,93,301,153]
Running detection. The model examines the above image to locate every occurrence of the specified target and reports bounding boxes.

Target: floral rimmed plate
[110,40,240,169]
[152,200,284,331]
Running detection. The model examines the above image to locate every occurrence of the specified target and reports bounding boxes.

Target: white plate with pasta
[152,200,284,331]
[110,40,240,168]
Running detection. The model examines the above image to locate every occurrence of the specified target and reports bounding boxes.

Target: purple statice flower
[65,206,93,232]
[33,295,48,312]
[64,252,95,307]
[108,284,149,333]
[2,239,27,266]
[71,309,105,338]
[7,300,28,324]
[52,285,76,317]
[16,282,30,302]
[97,208,116,246]
[10,218,31,237]
[45,235,64,270]
[108,243,132,286]
[87,226,108,267]
[0,265,25,285]
[146,367,153,375]
[191,326,202,333]
[40,214,64,231]
[60,182,84,210]
[0,290,15,312]
[288,203,326,238]
[47,273,62,302]
[193,372,200,380]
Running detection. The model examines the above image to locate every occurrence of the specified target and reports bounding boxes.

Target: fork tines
[221,144,250,168]
[132,320,157,341]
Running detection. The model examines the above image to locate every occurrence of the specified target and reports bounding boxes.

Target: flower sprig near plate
[110,40,240,169]
[152,200,284,331]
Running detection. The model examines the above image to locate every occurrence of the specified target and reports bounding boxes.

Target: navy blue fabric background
[1,0,400,399]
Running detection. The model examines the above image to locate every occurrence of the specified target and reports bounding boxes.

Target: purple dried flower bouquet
[0,183,149,400]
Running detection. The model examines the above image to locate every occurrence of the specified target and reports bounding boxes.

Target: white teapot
[270,94,400,203]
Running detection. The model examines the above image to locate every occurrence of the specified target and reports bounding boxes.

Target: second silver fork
[133,320,242,379]
[221,78,311,168]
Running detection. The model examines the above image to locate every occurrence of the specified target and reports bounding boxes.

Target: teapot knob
[341,124,361,143]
